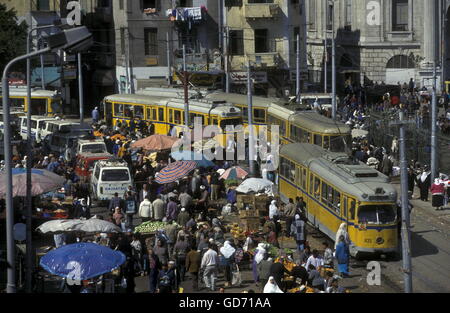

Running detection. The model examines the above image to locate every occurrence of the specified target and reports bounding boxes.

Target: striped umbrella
[219,166,248,180]
[155,161,197,184]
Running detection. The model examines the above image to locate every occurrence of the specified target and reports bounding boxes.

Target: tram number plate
[364,239,372,243]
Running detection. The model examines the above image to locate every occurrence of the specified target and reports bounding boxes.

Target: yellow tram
[102,93,242,137]
[278,143,398,257]
[267,101,351,152]
[0,86,62,116]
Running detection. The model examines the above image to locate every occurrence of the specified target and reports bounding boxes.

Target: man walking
[186,245,201,291]
[92,107,100,123]
[201,243,219,291]
[284,198,296,237]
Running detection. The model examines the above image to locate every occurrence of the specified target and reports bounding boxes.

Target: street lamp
[330,0,337,120]
[2,26,93,293]
[25,21,61,294]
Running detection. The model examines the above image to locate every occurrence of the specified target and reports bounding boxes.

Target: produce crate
[254,195,269,211]
[239,217,261,232]
[236,195,255,210]
[239,209,259,218]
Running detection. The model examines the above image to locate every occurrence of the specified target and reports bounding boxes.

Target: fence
[367,109,450,174]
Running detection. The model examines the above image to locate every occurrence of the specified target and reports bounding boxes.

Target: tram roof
[289,111,351,134]
[104,94,171,104]
[0,87,59,97]
[205,91,275,108]
[280,143,397,202]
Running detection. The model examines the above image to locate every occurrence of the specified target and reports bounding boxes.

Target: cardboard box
[239,210,259,218]
[239,217,261,232]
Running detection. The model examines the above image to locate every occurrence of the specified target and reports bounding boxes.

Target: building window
[230,30,244,56]
[386,55,415,68]
[120,28,125,56]
[37,0,50,11]
[392,0,409,31]
[345,0,352,30]
[119,0,124,10]
[254,29,269,53]
[291,0,299,4]
[308,0,316,30]
[144,28,158,55]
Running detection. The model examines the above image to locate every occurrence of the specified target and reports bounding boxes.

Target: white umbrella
[36,219,83,234]
[71,218,122,234]
[236,178,276,195]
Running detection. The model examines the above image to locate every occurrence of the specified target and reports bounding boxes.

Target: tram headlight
[362,193,368,199]
[376,237,384,245]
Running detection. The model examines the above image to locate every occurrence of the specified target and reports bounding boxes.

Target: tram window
[309,173,314,194]
[105,101,113,115]
[189,113,196,123]
[321,182,328,203]
[146,108,152,120]
[152,108,157,121]
[124,105,133,118]
[330,135,346,152]
[31,99,47,115]
[302,169,307,189]
[134,105,144,119]
[254,109,266,123]
[169,109,174,123]
[31,120,37,129]
[334,190,341,213]
[296,167,301,186]
[158,108,164,121]
[114,103,124,117]
[323,136,330,150]
[349,199,356,220]
[174,110,182,124]
[314,177,320,199]
[314,134,323,147]
[242,107,248,121]
[343,197,348,218]
[10,98,25,108]
[211,117,217,126]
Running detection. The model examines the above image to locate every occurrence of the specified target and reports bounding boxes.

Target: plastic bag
[231,264,242,286]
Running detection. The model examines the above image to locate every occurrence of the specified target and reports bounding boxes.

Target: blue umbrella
[171,151,215,168]
[40,243,126,280]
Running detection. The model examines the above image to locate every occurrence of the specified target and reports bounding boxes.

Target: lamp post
[25,23,59,293]
[330,0,337,120]
[2,26,93,293]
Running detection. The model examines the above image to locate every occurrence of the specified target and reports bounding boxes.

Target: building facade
[113,0,221,92]
[306,0,447,92]
[0,0,116,112]
[224,0,308,96]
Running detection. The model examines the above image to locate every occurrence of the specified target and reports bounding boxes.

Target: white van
[40,120,80,139]
[90,159,132,202]
[19,116,56,142]
[77,138,107,155]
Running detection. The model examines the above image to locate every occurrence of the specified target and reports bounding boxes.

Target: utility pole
[431,60,438,182]
[324,0,328,93]
[183,44,189,129]
[125,28,130,94]
[296,34,301,103]
[247,60,255,176]
[39,38,45,90]
[166,32,171,87]
[78,53,84,124]
[223,0,230,94]
[398,110,413,293]
[225,26,230,93]
[331,0,337,120]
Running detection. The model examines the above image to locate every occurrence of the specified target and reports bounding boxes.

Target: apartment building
[224,0,308,96]
[113,0,220,91]
[306,0,448,92]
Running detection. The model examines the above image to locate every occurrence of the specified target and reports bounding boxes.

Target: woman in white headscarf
[269,200,279,220]
[263,276,284,293]
[220,241,237,287]
[335,223,349,250]
[252,243,267,284]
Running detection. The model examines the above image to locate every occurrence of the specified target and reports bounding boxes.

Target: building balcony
[244,3,281,19]
[247,52,281,68]
[94,6,113,23]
